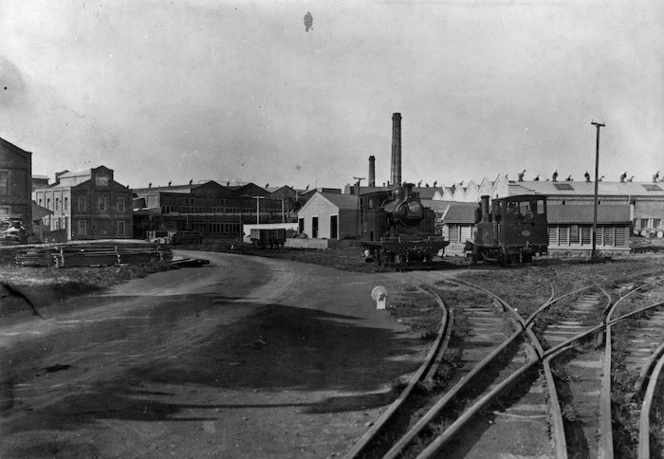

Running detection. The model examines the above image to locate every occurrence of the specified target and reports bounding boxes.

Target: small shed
[296,192,358,240]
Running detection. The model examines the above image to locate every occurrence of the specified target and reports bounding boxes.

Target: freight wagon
[250,228,286,249]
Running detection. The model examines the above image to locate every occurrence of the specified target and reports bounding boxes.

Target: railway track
[346,270,664,459]
[346,277,551,458]
[344,283,452,459]
[606,274,664,458]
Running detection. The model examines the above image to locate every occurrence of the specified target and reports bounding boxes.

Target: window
[0,170,7,195]
[570,225,580,244]
[117,221,125,236]
[548,226,558,245]
[604,227,614,246]
[655,219,662,229]
[47,198,51,210]
[554,183,574,190]
[0,207,9,217]
[78,196,87,212]
[642,184,663,191]
[64,197,68,210]
[78,220,87,236]
[641,218,650,229]
[98,196,107,212]
[55,198,59,211]
[117,197,125,212]
[559,226,569,245]
[581,226,591,245]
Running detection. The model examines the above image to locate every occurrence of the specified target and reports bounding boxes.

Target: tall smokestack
[368,155,376,187]
[391,113,402,186]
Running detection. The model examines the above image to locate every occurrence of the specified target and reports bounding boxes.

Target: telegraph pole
[591,120,605,258]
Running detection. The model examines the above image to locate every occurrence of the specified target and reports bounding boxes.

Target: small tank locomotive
[359,184,449,265]
[466,194,548,265]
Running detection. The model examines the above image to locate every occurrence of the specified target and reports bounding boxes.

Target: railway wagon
[250,228,286,249]
[359,184,449,265]
[466,194,548,265]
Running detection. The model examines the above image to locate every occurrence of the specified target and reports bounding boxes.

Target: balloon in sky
[304,12,313,32]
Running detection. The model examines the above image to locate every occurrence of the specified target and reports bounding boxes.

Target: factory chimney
[390,113,402,187]
[368,155,376,187]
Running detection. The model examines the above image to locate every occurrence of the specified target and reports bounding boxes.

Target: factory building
[34,166,133,241]
[132,181,295,239]
[0,137,32,235]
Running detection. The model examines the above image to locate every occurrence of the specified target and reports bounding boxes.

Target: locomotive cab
[469,194,548,265]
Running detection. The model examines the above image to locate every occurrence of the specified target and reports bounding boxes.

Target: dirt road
[0,251,430,458]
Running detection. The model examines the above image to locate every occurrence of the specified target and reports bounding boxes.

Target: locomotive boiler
[466,194,548,265]
[359,184,449,265]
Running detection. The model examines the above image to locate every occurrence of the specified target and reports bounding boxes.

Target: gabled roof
[232,183,270,197]
[299,192,358,214]
[321,192,358,210]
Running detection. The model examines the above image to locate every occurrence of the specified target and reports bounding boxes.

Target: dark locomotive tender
[359,183,449,265]
[466,194,548,265]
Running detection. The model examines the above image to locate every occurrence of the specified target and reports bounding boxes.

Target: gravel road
[0,251,430,458]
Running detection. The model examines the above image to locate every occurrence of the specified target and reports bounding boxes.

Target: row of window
[160,205,282,214]
[75,220,126,236]
[548,225,628,247]
[161,206,243,214]
[633,218,663,230]
[38,196,127,213]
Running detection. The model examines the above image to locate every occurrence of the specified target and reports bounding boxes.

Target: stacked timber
[14,243,173,268]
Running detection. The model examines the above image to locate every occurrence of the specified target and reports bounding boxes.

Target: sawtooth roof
[509,181,664,197]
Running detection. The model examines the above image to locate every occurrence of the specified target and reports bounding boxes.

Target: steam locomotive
[359,184,449,265]
[466,194,548,265]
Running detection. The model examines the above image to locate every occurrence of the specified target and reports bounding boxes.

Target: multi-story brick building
[132,181,293,239]
[34,166,133,241]
[0,137,32,232]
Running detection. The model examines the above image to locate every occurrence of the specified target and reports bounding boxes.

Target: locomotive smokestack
[368,155,376,187]
[391,113,402,186]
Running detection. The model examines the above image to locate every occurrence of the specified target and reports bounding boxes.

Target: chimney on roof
[654,171,660,183]
[55,170,69,185]
[189,179,193,185]
[552,171,558,182]
[368,155,376,187]
[620,172,627,182]
[390,113,402,187]
[584,171,591,182]
[518,169,526,182]
[168,181,172,186]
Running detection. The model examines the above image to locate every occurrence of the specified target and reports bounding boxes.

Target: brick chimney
[390,113,402,187]
[368,155,376,187]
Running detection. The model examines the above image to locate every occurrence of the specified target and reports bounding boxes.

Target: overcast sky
[0,1,662,189]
